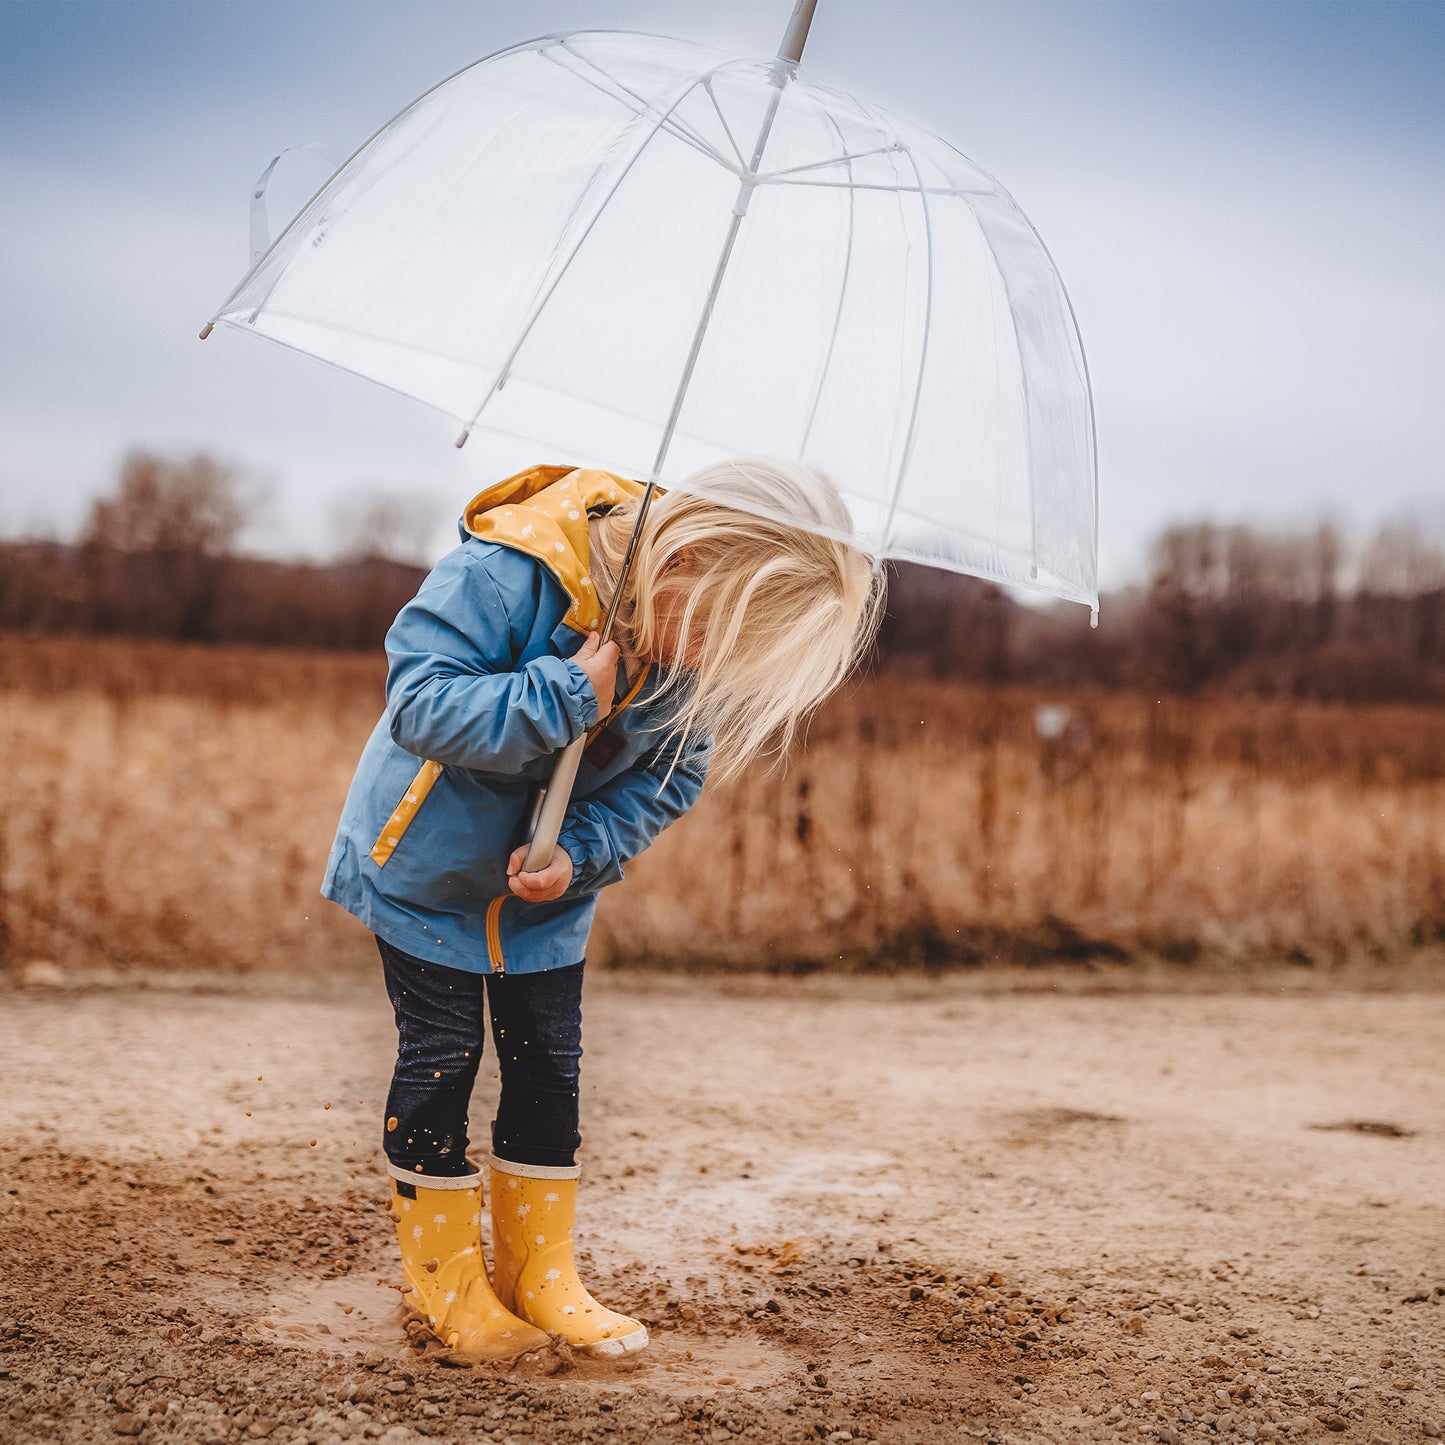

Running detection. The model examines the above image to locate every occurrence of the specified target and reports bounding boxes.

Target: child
[321,456,882,1361]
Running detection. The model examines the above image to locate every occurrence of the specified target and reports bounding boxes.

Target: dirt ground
[2,970,1443,1444]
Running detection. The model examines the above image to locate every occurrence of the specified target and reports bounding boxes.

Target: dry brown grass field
[1,634,1443,980]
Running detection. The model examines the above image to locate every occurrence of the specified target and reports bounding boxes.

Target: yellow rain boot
[388,1166,550,1362]
[488,1156,648,1356]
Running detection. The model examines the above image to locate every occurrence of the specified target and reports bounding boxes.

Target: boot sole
[585,1325,649,1357]
[402,1301,550,1363]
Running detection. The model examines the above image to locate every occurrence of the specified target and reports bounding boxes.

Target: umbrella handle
[521,734,587,874]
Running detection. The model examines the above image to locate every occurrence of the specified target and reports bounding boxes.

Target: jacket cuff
[539,654,600,736]
[556,818,620,897]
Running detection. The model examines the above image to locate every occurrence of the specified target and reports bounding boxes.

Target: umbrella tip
[1089,605,1099,629]
[199,322,213,340]
[455,430,469,450]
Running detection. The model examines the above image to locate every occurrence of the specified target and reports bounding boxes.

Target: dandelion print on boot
[388,1168,549,1362]
[487,1156,648,1356]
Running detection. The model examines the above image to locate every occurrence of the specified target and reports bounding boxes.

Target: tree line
[1,452,426,652]
[3,451,1443,701]
[880,519,1445,701]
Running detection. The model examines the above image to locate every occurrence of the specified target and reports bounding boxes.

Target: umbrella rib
[878,493,1015,562]
[875,135,937,566]
[701,76,748,171]
[761,144,900,179]
[965,211,1042,584]
[224,308,493,372]
[546,39,733,170]
[609,63,795,641]
[647,72,789,479]
[882,496,1095,604]
[885,512,1095,603]
[760,176,978,197]
[201,316,488,433]
[924,130,1099,602]
[799,108,857,456]
[455,76,712,444]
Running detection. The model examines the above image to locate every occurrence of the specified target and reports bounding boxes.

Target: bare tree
[333,489,441,566]
[83,451,245,556]
[81,451,250,640]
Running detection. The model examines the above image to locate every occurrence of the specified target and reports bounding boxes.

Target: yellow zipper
[485,895,507,976]
[488,661,653,976]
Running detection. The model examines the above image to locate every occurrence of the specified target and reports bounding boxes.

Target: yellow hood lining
[461,465,651,635]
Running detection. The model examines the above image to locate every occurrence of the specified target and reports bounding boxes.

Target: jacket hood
[459,464,650,635]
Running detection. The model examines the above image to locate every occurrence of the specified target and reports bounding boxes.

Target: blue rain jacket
[321,489,710,976]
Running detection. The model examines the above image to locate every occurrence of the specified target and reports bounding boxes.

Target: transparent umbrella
[201,2,1097,863]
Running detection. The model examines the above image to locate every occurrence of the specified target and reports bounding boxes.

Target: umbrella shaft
[620,48,789,624]
[527,4,818,872]
[649,65,789,479]
[778,0,818,64]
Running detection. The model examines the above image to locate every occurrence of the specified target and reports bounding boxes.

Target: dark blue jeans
[377,936,584,1176]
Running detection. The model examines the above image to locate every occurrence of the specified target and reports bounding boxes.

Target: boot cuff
[487,1154,581,1181]
[386,1162,481,1190]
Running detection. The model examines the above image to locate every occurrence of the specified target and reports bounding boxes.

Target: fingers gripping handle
[521,477,658,875]
[522,734,587,873]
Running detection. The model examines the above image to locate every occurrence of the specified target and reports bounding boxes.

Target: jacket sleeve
[384,544,600,771]
[555,730,713,895]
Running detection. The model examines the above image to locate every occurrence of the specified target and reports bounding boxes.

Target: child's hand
[573,631,619,718]
[506,844,574,903]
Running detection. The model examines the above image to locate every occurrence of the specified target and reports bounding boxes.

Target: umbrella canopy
[204,28,1097,610]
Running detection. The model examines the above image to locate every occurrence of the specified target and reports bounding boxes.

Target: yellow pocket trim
[369,759,445,867]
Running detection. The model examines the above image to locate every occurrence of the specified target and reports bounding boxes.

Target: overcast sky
[2,0,1442,586]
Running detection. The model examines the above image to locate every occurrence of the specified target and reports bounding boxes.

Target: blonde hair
[587,456,885,783]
